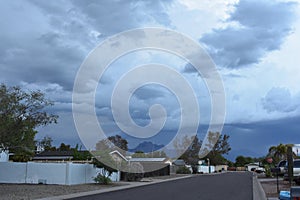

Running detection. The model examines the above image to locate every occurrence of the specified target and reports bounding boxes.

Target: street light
[207,158,210,173]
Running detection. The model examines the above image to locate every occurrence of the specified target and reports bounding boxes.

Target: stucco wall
[0,162,120,185]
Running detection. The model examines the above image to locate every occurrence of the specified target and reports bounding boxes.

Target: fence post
[65,162,70,185]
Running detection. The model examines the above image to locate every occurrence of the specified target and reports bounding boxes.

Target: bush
[125,173,144,181]
[264,165,272,178]
[176,166,191,174]
[93,173,111,185]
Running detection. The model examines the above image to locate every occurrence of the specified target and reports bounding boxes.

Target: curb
[35,175,193,200]
[253,174,267,200]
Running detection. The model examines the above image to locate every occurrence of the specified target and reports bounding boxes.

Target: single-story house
[245,162,265,172]
[171,159,193,173]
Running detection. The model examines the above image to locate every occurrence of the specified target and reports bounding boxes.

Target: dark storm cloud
[200,0,297,68]
[224,116,300,160]
[0,0,174,92]
[70,0,173,36]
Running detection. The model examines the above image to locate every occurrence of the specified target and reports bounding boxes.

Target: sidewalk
[36,175,193,200]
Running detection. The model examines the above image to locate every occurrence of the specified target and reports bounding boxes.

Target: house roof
[130,161,170,172]
[129,158,167,162]
[33,156,73,160]
[172,159,186,166]
[35,151,74,157]
[245,163,260,167]
[109,150,128,161]
[33,150,89,160]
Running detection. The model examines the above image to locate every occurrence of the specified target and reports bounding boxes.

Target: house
[121,157,171,179]
[171,159,193,173]
[109,150,128,163]
[245,162,265,172]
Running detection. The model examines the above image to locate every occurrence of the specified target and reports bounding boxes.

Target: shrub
[125,173,144,181]
[176,166,191,174]
[93,173,111,185]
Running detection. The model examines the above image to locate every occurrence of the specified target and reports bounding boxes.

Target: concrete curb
[35,175,193,200]
[253,174,267,200]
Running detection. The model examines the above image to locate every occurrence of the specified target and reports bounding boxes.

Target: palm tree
[268,143,289,164]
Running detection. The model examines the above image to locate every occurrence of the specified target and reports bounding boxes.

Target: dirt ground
[260,179,292,198]
[0,183,126,200]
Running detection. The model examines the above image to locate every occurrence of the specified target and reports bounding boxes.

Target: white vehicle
[284,159,300,184]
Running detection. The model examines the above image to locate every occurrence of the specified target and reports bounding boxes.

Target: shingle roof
[129,158,167,162]
[33,150,89,160]
[172,159,186,166]
[35,151,74,157]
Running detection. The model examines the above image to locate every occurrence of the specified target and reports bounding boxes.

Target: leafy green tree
[268,143,288,164]
[235,155,254,167]
[0,84,58,161]
[180,135,201,173]
[108,135,128,151]
[205,133,231,165]
[93,139,126,174]
[37,136,54,151]
[132,151,148,158]
[57,143,71,151]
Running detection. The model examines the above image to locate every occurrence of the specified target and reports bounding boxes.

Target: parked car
[283,159,300,184]
[276,160,287,176]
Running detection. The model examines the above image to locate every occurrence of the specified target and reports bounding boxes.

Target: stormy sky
[1,0,300,160]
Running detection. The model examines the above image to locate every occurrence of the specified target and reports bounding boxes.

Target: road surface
[70,172,253,200]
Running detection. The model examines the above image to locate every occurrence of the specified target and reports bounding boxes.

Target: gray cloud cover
[0,0,173,91]
[262,87,300,113]
[200,0,297,68]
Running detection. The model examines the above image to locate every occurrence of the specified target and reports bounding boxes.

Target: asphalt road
[70,172,253,200]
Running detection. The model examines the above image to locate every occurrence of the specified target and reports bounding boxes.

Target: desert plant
[176,166,191,174]
[93,173,111,185]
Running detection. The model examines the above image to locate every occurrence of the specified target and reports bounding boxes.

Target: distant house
[245,162,265,172]
[109,150,128,163]
[171,159,192,173]
[120,157,171,179]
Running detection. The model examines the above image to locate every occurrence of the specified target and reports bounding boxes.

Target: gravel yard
[0,183,126,200]
[260,178,291,198]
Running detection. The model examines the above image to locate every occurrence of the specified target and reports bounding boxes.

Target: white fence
[198,165,215,173]
[0,162,120,185]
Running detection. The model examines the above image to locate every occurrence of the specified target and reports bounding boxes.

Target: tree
[205,133,231,165]
[0,84,58,161]
[57,143,71,151]
[179,135,201,173]
[94,139,124,174]
[108,135,128,151]
[37,136,53,151]
[267,143,293,164]
[235,155,254,167]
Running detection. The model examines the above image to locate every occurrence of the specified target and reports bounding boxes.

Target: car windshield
[278,161,286,167]
[294,161,300,168]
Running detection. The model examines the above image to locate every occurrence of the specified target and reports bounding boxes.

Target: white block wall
[0,162,120,185]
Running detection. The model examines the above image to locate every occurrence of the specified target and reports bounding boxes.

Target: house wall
[0,162,120,185]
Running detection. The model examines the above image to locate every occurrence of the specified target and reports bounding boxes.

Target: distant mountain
[129,141,164,153]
